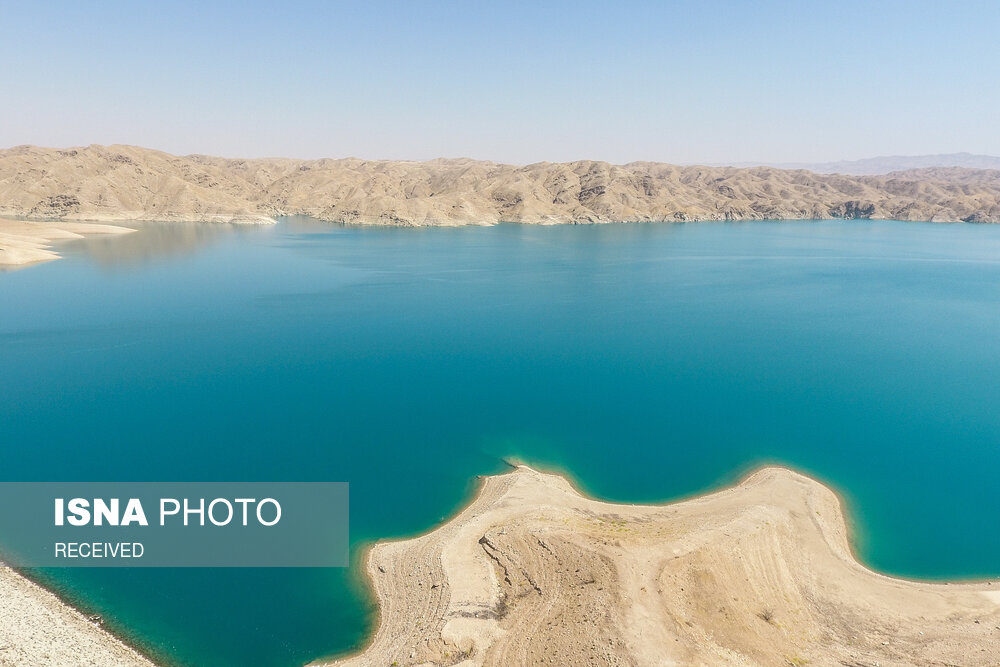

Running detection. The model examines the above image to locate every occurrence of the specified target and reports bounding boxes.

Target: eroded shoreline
[0,567,154,667]
[0,218,134,268]
[327,465,1000,667]
[2,465,998,666]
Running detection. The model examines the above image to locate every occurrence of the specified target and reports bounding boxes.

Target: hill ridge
[2,145,999,225]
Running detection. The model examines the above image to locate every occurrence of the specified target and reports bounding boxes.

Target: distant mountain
[2,145,1000,225]
[722,153,1000,176]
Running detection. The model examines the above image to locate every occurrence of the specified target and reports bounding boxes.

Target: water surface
[1,219,998,666]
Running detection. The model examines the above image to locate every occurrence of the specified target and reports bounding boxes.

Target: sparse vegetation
[5,146,1000,226]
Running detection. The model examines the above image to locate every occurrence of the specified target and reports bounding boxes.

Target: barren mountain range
[729,152,1000,175]
[2,144,1000,225]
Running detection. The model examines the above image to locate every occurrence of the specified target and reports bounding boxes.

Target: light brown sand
[0,568,153,667]
[0,218,134,267]
[327,465,1000,667]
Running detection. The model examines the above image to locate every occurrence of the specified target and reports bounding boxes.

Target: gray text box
[0,482,348,567]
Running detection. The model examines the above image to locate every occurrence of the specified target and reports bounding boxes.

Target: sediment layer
[328,465,1000,667]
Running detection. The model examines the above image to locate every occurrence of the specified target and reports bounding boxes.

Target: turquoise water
[2,219,999,666]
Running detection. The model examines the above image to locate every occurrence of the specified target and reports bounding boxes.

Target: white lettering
[93,498,118,526]
[53,542,145,558]
[184,498,205,526]
[257,498,281,526]
[121,499,148,526]
[208,498,233,526]
[67,498,90,526]
[234,498,254,525]
[160,499,180,525]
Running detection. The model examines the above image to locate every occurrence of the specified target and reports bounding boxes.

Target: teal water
[1,219,999,666]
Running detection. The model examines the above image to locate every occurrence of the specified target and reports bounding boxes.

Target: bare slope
[3,145,1000,224]
[0,568,154,667]
[328,466,1000,667]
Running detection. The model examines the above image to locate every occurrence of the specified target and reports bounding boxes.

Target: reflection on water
[63,216,347,268]
[5,218,1000,667]
[67,221,245,267]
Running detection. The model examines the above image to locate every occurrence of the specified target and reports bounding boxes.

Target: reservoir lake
[1,218,999,666]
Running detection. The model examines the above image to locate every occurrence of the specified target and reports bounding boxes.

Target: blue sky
[2,1,998,163]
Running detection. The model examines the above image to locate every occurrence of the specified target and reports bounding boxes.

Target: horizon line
[3,143,999,170]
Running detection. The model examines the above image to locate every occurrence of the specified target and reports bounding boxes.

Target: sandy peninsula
[0,218,134,268]
[0,567,153,667]
[328,465,1000,667]
[2,145,1000,225]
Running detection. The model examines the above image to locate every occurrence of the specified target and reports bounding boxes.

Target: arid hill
[2,145,1000,225]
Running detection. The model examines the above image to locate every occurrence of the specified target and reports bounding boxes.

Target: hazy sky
[2,1,998,164]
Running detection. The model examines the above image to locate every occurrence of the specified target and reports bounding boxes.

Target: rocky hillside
[2,144,999,224]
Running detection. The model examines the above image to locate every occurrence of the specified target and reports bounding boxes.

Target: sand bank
[328,465,1000,667]
[0,218,134,268]
[0,568,153,667]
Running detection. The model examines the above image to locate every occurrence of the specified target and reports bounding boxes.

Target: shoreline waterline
[4,219,1000,665]
[7,456,1000,665]
[327,462,1000,666]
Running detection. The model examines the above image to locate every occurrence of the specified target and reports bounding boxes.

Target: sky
[1,0,998,164]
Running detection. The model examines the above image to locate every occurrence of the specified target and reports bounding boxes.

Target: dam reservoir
[2,218,999,666]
